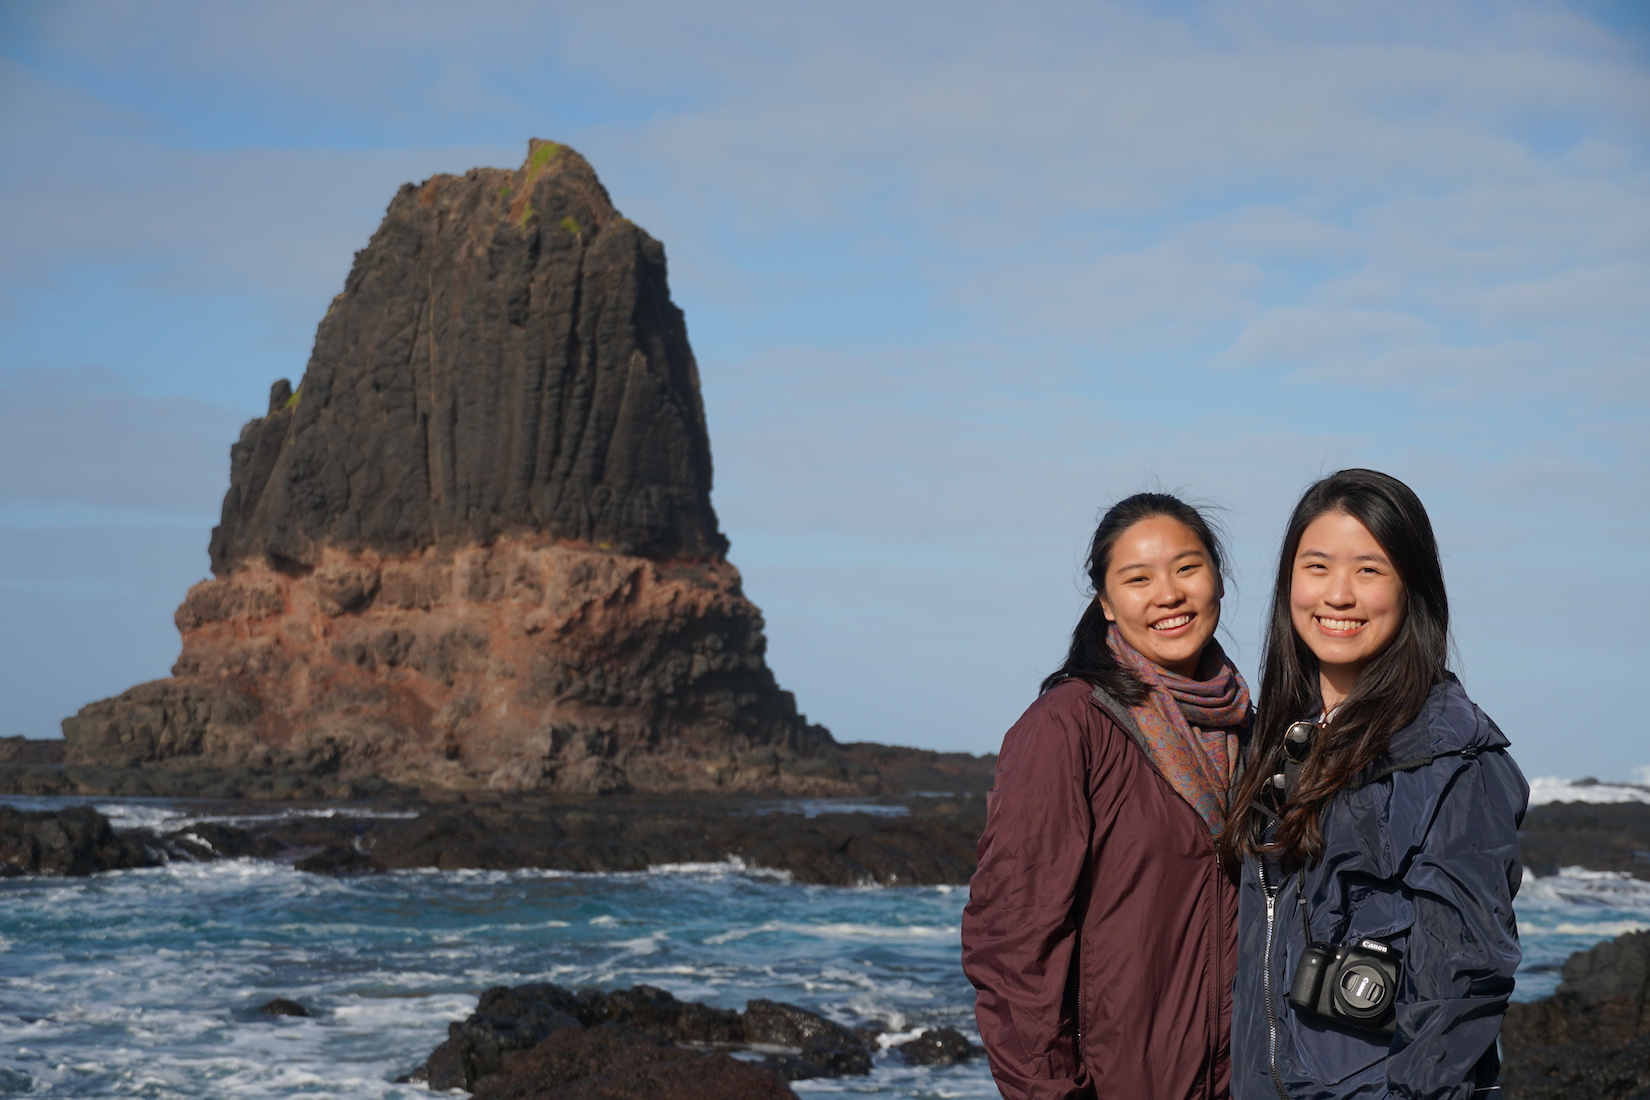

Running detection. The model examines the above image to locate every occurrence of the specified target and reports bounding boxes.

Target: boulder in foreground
[1503,929,1650,1100]
[417,982,877,1092]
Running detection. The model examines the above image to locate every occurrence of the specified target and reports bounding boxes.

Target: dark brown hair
[1041,492,1228,705]
[1220,469,1449,868]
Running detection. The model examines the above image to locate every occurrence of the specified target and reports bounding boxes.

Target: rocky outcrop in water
[1518,801,1650,881]
[0,805,160,876]
[0,793,987,886]
[1503,930,1650,1100]
[413,982,875,1092]
[60,140,844,794]
[467,1024,795,1100]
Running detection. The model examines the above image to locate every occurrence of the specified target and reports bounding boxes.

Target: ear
[1096,593,1116,623]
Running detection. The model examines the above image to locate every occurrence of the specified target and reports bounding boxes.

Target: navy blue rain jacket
[1232,676,1528,1100]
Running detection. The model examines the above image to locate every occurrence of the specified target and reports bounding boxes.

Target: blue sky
[1,1,1646,781]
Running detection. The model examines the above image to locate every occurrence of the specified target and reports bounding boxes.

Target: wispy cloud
[0,0,1645,775]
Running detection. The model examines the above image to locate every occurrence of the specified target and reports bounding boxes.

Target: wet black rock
[1501,1034,1650,1100]
[425,984,586,1090]
[470,1022,795,1100]
[1520,802,1650,881]
[258,998,311,1018]
[892,1026,981,1066]
[0,792,986,886]
[264,796,984,887]
[0,805,160,876]
[742,998,875,1080]
[1504,930,1650,1100]
[420,981,872,1092]
[290,845,378,874]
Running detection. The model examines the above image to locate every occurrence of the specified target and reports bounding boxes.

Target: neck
[1318,664,1361,712]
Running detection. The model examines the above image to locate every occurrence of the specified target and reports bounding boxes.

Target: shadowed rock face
[210,139,724,570]
[1502,930,1650,1100]
[62,141,840,793]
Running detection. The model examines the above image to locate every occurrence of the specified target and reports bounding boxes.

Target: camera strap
[1293,873,1315,944]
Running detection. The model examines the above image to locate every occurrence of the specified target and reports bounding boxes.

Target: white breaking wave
[1519,866,1650,914]
[1527,776,1650,806]
[1519,919,1650,937]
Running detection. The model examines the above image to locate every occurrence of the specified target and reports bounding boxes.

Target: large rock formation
[62,140,843,794]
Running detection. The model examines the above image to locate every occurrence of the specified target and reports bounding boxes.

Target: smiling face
[1289,511,1407,709]
[1097,515,1222,678]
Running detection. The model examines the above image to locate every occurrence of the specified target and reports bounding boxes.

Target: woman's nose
[1323,571,1356,607]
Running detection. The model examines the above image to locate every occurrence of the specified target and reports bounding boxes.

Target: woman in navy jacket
[1222,469,1528,1099]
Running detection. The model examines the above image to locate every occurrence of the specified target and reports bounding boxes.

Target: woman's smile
[1289,511,1406,707]
[1099,516,1222,678]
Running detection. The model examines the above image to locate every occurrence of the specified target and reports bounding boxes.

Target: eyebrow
[1298,548,1389,563]
[1113,550,1206,572]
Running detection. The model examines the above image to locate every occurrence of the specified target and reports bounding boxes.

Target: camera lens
[1336,963,1389,1014]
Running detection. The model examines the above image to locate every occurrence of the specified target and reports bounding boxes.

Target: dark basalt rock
[0,805,160,876]
[0,793,986,886]
[290,845,378,874]
[1504,930,1650,1100]
[470,1023,795,1100]
[255,796,985,886]
[421,981,871,1092]
[1500,1035,1650,1100]
[209,139,723,572]
[892,1026,981,1066]
[425,984,586,1090]
[742,998,875,1079]
[1519,801,1650,880]
[257,998,311,1018]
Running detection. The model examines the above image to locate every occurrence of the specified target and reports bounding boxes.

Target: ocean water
[0,784,1646,1099]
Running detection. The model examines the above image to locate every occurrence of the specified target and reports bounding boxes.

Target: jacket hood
[1385,672,1510,762]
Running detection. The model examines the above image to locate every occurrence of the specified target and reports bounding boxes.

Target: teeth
[1318,617,1364,631]
[1152,614,1192,630]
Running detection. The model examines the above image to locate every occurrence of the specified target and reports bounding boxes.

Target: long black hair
[1041,492,1230,705]
[1220,468,1449,867]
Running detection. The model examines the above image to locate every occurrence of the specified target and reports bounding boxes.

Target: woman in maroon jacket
[962,493,1251,1100]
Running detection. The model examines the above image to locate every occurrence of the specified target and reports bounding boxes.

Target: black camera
[1287,937,1401,1036]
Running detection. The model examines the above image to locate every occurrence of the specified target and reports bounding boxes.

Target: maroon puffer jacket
[961,679,1237,1100]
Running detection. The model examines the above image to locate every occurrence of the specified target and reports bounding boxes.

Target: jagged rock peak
[209,139,726,575]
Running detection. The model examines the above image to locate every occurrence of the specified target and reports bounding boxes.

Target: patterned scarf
[1107,624,1252,835]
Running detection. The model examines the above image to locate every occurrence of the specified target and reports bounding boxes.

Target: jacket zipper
[1258,862,1289,1100]
[1076,965,1084,1052]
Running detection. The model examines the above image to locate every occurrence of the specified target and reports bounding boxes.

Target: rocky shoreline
[4,777,1648,1096]
[0,787,986,887]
